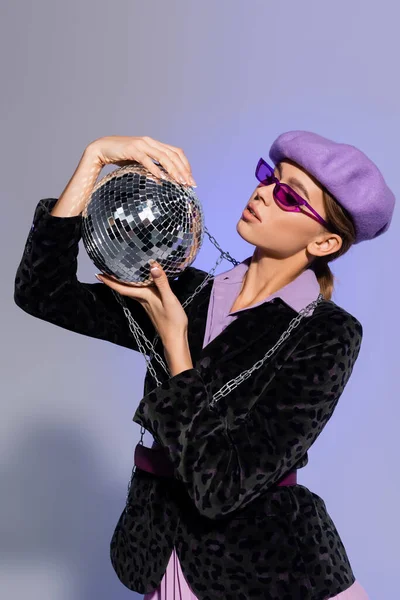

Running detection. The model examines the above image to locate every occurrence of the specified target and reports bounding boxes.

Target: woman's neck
[235,249,308,309]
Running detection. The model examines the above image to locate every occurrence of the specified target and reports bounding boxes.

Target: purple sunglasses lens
[274,185,300,209]
[256,161,274,182]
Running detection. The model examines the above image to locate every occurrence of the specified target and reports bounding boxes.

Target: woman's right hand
[87,135,197,187]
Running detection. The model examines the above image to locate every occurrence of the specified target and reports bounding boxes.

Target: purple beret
[269,130,395,244]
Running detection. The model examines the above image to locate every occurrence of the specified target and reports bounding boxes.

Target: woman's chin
[236,219,256,242]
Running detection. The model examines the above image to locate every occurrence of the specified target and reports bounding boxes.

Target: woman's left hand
[95,261,188,347]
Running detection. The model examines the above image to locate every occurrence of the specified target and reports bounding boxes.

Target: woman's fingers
[141,137,196,186]
[161,142,196,183]
[88,135,197,187]
[95,273,150,299]
[124,148,169,182]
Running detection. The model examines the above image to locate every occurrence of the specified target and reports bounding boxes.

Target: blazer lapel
[145,271,307,395]
[185,277,298,369]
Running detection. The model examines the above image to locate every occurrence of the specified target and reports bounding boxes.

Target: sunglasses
[255,158,330,230]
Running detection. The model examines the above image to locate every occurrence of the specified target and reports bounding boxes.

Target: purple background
[3,1,399,598]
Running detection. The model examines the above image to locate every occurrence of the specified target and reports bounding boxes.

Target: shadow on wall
[0,422,141,600]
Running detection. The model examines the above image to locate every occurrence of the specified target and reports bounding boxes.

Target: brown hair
[309,189,356,301]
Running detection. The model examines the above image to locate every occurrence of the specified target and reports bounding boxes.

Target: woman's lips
[242,207,261,222]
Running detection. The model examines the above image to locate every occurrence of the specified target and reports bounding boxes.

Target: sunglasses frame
[255,158,331,230]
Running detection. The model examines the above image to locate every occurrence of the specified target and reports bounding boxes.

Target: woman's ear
[307,233,343,259]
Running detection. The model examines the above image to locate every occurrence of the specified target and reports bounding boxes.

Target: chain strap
[203,227,240,268]
[209,292,323,405]
[113,226,239,385]
[116,227,323,502]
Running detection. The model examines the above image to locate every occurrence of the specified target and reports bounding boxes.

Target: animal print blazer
[14,198,363,600]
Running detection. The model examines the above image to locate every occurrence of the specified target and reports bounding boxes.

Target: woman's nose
[255,188,271,206]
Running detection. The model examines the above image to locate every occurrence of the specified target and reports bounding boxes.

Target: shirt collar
[213,255,321,313]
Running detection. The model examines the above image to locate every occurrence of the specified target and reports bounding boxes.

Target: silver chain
[118,227,323,501]
[209,292,323,405]
[113,226,239,386]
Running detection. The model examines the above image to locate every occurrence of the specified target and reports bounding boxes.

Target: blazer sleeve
[132,312,363,520]
[14,198,193,352]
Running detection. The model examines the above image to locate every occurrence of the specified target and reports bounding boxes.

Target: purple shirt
[203,255,321,348]
[144,258,369,600]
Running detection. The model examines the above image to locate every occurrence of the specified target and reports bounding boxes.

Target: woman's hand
[96,261,194,375]
[87,135,197,187]
[95,261,188,348]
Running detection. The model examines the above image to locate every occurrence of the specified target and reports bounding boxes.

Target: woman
[14,132,395,599]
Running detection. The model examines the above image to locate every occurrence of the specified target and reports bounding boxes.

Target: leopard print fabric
[14,198,364,599]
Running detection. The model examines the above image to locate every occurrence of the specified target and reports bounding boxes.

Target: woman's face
[236,159,338,260]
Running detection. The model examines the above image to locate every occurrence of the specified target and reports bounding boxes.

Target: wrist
[163,334,193,377]
[52,148,103,218]
[162,330,188,351]
[83,141,105,169]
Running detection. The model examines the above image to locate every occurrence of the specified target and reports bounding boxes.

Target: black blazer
[14,198,363,600]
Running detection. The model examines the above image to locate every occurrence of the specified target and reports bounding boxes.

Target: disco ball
[81,162,205,286]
